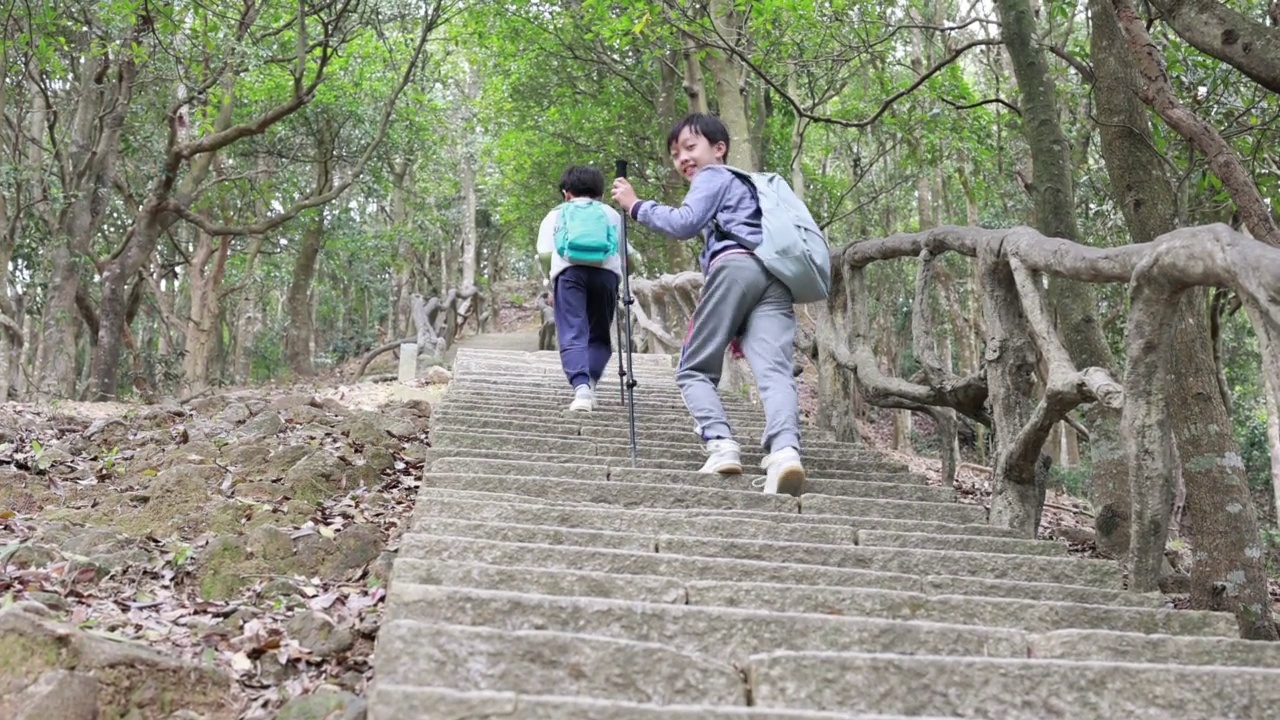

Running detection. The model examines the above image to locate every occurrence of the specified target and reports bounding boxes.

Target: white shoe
[756,447,806,496]
[698,438,742,474]
[569,385,595,412]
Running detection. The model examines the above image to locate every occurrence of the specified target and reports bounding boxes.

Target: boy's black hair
[558,165,605,199]
[666,113,731,157]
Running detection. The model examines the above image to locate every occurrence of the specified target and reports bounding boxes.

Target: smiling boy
[610,113,806,496]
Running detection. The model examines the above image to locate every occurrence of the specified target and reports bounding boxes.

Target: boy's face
[669,128,727,182]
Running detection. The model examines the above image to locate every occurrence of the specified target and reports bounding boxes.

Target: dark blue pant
[554,265,619,389]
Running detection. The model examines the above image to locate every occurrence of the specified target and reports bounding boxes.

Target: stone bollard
[397,343,419,384]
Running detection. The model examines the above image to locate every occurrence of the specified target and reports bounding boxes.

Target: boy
[610,113,806,496]
[537,165,632,412]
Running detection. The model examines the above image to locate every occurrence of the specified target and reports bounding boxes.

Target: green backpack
[554,200,618,264]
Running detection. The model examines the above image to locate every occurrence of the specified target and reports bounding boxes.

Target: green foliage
[1048,462,1091,499]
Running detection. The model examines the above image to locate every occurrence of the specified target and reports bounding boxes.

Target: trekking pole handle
[615,159,628,178]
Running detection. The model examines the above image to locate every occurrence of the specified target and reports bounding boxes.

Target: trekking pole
[615,159,639,466]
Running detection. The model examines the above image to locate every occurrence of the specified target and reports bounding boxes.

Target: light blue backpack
[715,166,832,304]
[554,200,618,265]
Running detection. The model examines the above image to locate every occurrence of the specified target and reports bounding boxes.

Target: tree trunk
[705,0,756,169]
[285,218,325,377]
[981,247,1044,535]
[999,0,1123,542]
[390,159,415,338]
[1091,0,1275,637]
[34,249,82,398]
[182,229,231,392]
[682,35,709,115]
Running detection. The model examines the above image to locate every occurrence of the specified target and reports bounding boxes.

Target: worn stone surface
[3,669,98,720]
[382,584,1030,662]
[393,559,688,603]
[923,574,1164,608]
[746,651,1280,719]
[422,473,800,513]
[376,620,747,705]
[656,536,1122,589]
[369,685,950,720]
[415,517,659,552]
[398,533,923,592]
[276,690,366,720]
[685,581,1234,636]
[0,606,230,719]
[1031,628,1280,667]
[799,494,986,524]
[410,496,858,545]
[855,529,1068,557]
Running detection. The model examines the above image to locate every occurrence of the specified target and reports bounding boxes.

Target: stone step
[799,493,987,524]
[409,493,1026,546]
[744,651,1280,719]
[411,487,1020,537]
[430,410,846,448]
[375,620,747,705]
[382,583,1031,660]
[400,531,1117,596]
[398,525,1161,607]
[422,472,799,513]
[409,517,1062,571]
[426,458,951,502]
[433,402,772,431]
[443,387,758,414]
[369,686,943,720]
[453,351,674,369]
[423,447,919,482]
[392,559,1227,637]
[452,354,674,370]
[420,473,985,525]
[427,433,913,477]
[855,529,1065,557]
[1029,627,1280,668]
[680,580,1233,637]
[412,508,1061,562]
[384,584,1266,671]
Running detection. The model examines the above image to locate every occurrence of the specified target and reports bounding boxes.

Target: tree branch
[1145,0,1280,95]
[1112,0,1280,247]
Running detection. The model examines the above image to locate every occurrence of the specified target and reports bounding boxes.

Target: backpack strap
[708,166,761,250]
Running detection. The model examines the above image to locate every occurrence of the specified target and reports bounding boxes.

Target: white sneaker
[757,447,806,496]
[698,438,742,474]
[569,385,595,412]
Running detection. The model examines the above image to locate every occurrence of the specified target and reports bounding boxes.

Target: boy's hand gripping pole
[615,159,639,467]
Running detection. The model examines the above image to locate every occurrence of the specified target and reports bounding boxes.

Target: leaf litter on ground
[0,379,440,719]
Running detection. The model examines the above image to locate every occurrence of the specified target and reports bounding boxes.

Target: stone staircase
[370,346,1280,719]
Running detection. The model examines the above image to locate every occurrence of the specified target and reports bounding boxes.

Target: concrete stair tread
[392,558,1230,636]
[412,488,1026,539]
[383,583,1032,660]
[427,458,951,502]
[423,446,918,481]
[410,515,1062,563]
[427,435,909,473]
[398,533,1138,604]
[383,584,1262,670]
[745,650,1280,719]
[423,472,988,524]
[370,685,947,719]
[376,619,745,705]
[432,514,1109,587]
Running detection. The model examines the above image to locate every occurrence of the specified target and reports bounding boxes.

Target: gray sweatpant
[677,253,800,453]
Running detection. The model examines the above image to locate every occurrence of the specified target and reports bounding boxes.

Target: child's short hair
[667,113,732,157]
[558,166,605,199]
